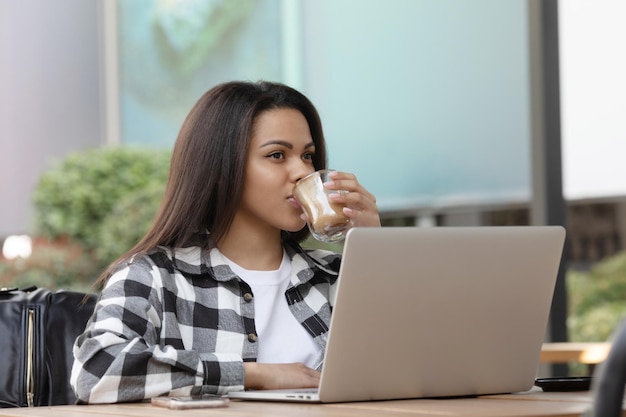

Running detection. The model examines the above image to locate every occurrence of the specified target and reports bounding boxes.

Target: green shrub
[568,301,626,342]
[573,253,626,315]
[96,182,166,266]
[33,147,170,250]
[0,146,173,291]
[567,251,626,342]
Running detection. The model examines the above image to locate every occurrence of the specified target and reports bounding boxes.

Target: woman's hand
[243,362,320,390]
[324,170,381,228]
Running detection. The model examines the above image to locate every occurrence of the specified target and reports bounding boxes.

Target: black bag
[0,287,96,407]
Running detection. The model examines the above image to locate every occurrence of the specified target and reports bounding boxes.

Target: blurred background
[0,0,625,373]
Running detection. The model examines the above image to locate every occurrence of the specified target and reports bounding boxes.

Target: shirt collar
[163,232,340,284]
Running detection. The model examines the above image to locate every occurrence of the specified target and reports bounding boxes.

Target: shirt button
[243,293,253,302]
[248,333,257,343]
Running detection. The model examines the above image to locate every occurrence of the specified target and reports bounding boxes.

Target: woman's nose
[293,163,314,183]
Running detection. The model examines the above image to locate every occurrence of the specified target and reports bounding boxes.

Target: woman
[71,80,381,403]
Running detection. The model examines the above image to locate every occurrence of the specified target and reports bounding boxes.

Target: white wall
[0,0,102,236]
[559,0,626,201]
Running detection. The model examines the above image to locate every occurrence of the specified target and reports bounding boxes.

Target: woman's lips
[288,196,302,210]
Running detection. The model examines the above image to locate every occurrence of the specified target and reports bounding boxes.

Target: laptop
[228,226,566,403]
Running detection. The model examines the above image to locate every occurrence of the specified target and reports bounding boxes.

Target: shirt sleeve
[70,261,245,404]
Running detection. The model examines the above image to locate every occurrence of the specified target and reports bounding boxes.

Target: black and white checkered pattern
[71,235,340,404]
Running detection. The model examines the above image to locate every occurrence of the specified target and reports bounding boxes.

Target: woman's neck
[217,222,284,271]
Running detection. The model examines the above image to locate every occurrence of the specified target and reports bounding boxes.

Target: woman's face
[236,108,316,235]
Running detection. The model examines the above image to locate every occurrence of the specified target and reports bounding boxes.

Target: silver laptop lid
[317,226,565,402]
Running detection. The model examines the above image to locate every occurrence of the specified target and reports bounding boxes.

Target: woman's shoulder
[293,247,342,279]
[111,247,173,272]
[303,247,341,265]
[105,247,175,288]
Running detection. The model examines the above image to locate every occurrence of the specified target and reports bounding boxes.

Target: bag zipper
[26,308,35,407]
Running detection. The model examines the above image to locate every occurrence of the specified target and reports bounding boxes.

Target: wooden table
[0,389,623,417]
[540,342,612,374]
[540,342,611,365]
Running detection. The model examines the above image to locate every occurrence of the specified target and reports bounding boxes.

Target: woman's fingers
[325,171,381,227]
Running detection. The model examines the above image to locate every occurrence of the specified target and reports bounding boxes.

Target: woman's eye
[267,151,284,160]
[303,152,315,161]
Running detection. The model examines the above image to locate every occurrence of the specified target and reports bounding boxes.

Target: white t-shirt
[225,251,321,368]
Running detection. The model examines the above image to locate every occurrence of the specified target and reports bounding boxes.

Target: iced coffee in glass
[293,169,352,242]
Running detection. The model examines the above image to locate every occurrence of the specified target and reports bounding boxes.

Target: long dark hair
[96,80,327,286]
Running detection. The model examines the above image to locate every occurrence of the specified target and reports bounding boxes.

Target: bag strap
[0,285,38,294]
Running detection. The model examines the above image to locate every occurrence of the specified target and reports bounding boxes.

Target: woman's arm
[70,264,245,403]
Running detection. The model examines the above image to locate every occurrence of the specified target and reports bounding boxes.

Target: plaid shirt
[71,235,340,404]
